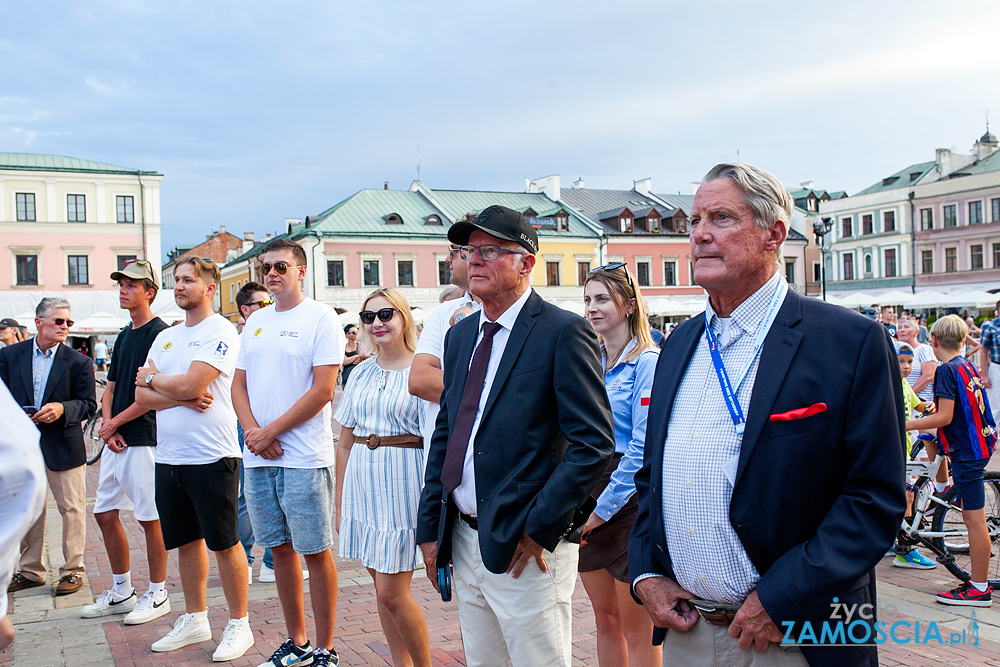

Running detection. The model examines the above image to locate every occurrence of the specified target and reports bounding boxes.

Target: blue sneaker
[892,549,937,569]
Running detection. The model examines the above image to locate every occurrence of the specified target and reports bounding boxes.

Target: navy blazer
[629,289,906,667]
[416,290,615,574]
[0,339,97,471]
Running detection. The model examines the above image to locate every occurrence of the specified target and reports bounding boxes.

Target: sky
[3,1,999,258]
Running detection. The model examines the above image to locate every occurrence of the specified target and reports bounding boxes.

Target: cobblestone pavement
[4,384,1000,665]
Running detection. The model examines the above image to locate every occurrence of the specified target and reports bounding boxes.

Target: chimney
[220,225,226,234]
[690,181,701,194]
[527,175,561,201]
[242,231,255,252]
[799,180,814,190]
[935,148,953,175]
[633,177,652,196]
[384,182,389,190]
[573,177,585,189]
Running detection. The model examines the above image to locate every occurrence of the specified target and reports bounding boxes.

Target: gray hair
[439,285,464,303]
[702,163,793,265]
[36,297,71,319]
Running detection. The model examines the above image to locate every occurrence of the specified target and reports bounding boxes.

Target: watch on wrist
[145,373,155,387]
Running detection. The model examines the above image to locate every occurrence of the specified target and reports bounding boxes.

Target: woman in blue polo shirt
[579,263,661,667]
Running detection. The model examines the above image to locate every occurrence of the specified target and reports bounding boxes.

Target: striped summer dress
[334,357,424,573]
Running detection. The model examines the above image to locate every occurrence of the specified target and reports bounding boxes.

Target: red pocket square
[769,403,827,422]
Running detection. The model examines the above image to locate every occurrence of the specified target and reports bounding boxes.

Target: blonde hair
[176,256,221,285]
[930,314,968,351]
[584,265,656,362]
[361,288,417,354]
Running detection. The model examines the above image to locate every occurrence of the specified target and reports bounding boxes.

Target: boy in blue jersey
[908,314,997,607]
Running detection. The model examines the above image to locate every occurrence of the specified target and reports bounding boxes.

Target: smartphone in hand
[21,405,37,416]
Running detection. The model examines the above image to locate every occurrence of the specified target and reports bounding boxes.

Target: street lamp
[812,217,834,302]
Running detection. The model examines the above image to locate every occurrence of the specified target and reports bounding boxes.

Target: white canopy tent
[907,291,952,309]
[646,297,705,317]
[71,311,130,335]
[554,300,586,317]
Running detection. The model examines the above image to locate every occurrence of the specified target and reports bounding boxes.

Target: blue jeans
[238,424,272,568]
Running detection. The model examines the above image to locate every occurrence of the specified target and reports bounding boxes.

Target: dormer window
[424,215,442,225]
[619,217,632,233]
[556,213,569,231]
[385,213,403,224]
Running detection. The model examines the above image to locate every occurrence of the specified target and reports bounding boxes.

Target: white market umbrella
[945,290,997,309]
[339,311,360,327]
[409,307,428,325]
[554,300,586,317]
[647,297,704,317]
[71,311,129,335]
[828,292,877,309]
[875,290,917,307]
[908,291,949,309]
[14,311,37,335]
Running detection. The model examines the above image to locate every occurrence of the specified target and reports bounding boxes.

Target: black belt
[458,512,478,530]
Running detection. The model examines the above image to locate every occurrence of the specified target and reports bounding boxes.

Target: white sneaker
[248,564,254,584]
[80,589,136,618]
[124,590,171,625]
[151,613,212,652]
[258,563,309,583]
[212,617,254,661]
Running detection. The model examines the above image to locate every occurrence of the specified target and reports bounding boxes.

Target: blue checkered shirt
[981,318,1000,365]
[661,272,785,604]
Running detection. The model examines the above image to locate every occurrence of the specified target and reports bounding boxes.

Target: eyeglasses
[124,259,150,266]
[200,257,215,263]
[50,318,75,328]
[589,262,635,290]
[247,299,273,309]
[458,245,525,261]
[259,261,302,276]
[359,308,399,324]
[447,246,463,258]
[346,329,358,335]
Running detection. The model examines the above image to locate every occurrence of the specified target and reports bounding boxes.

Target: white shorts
[93,444,159,521]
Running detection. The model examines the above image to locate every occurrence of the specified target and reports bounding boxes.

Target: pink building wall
[605,239,702,296]
[2,229,147,290]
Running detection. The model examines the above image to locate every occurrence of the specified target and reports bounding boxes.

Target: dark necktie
[441,322,503,493]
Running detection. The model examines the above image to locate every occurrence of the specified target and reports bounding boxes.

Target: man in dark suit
[0,297,97,596]
[629,164,906,667]
[417,205,614,667]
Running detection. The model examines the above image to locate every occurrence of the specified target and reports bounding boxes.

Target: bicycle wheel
[931,471,1000,585]
[84,416,104,465]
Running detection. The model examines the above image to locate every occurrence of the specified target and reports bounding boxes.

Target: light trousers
[20,464,87,581]
[452,520,578,667]
[662,617,809,667]
[988,362,1000,426]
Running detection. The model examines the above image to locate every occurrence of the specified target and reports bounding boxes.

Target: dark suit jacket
[416,289,615,574]
[0,339,97,471]
[629,289,906,667]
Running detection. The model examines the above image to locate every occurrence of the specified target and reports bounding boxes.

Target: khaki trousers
[662,616,808,667]
[20,465,87,582]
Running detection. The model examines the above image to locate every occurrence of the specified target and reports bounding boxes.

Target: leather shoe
[9,572,45,592]
[55,573,83,596]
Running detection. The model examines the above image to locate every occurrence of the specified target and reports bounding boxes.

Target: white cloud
[84,75,128,98]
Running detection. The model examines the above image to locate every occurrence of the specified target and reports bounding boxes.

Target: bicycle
[84,376,108,465]
[894,433,1000,584]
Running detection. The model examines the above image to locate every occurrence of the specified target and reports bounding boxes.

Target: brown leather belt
[689,598,742,627]
[354,434,423,450]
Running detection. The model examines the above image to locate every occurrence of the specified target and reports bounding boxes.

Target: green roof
[946,148,1000,176]
[426,189,600,238]
[854,161,935,196]
[0,152,160,175]
[301,189,450,239]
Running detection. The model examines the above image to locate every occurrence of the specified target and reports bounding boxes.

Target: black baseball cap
[448,205,538,255]
[0,318,18,328]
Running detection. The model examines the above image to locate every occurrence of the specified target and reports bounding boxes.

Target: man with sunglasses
[83,260,172,625]
[417,205,614,667]
[0,297,97,596]
[233,239,343,667]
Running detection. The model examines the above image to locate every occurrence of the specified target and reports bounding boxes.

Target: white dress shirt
[451,287,533,516]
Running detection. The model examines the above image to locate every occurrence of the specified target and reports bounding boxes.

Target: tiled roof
[0,152,160,175]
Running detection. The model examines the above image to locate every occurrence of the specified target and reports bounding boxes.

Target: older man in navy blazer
[417,205,614,667]
[0,297,97,596]
[629,164,906,667]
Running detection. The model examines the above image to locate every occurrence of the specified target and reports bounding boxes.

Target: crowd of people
[0,162,995,667]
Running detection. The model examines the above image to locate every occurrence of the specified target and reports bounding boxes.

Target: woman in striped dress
[335,287,430,667]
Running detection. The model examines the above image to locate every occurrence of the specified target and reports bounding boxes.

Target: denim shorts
[950,456,989,511]
[243,465,335,554]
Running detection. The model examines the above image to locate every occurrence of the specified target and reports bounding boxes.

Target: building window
[116,195,134,223]
[920,208,933,230]
[884,249,897,278]
[546,261,560,286]
[326,260,344,286]
[16,255,38,285]
[16,193,36,222]
[992,198,1000,223]
[812,262,821,282]
[230,283,236,302]
[557,214,569,231]
[664,261,677,286]
[864,254,873,276]
[68,255,89,285]
[970,201,984,225]
[921,250,933,274]
[883,210,895,232]
[842,254,854,281]
[648,217,660,233]
[424,215,442,225]
[67,194,86,222]
[438,260,451,286]
[636,261,651,287]
[945,247,957,272]
[117,255,138,270]
[841,217,853,238]
[943,205,957,228]
[784,260,796,284]
[619,217,632,233]
[971,244,984,270]
[862,214,873,235]
[994,243,1000,269]
[385,213,403,225]
[362,260,379,286]
[577,261,590,286]
[396,260,414,287]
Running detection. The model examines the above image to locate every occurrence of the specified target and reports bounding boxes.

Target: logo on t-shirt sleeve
[254,328,262,336]
[214,342,229,359]
[164,342,172,350]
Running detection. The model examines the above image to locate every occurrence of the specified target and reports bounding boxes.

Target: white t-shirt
[94,341,108,359]
[413,294,479,453]
[148,314,241,465]
[238,298,344,469]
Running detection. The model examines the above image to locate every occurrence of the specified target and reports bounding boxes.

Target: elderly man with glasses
[0,297,97,596]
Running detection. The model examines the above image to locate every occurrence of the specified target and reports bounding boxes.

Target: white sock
[934,481,947,493]
[971,581,989,592]
[112,571,132,597]
[148,581,166,597]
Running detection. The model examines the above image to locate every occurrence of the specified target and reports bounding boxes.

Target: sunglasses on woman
[359,308,399,324]
[589,262,634,289]
[259,261,301,276]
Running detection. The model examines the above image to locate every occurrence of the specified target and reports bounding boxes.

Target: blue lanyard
[704,277,788,435]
